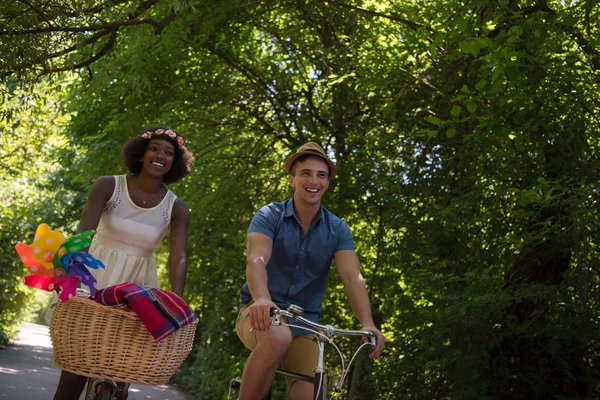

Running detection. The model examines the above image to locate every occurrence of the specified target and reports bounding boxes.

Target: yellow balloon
[30,223,66,270]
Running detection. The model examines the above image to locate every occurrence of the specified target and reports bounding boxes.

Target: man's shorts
[235,302,327,390]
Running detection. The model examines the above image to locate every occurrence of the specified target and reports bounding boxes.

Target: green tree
[3,0,600,398]
[0,77,82,343]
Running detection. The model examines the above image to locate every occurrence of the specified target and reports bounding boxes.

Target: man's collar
[284,198,324,221]
[284,198,295,217]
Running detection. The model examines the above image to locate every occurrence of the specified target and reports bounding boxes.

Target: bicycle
[228,304,377,400]
[47,289,117,400]
[48,289,120,400]
[81,377,120,400]
[81,377,132,400]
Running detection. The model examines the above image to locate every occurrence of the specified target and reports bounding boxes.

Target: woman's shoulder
[93,175,118,186]
[172,196,189,212]
[171,197,190,221]
[90,175,118,196]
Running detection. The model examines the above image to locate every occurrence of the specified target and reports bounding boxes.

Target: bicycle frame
[271,306,375,400]
[230,304,376,400]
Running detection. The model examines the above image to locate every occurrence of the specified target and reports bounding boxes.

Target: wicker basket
[49,295,197,385]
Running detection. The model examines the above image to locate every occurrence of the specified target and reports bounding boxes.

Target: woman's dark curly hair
[121,128,194,184]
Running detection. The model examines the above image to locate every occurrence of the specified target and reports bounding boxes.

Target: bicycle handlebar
[270,306,376,347]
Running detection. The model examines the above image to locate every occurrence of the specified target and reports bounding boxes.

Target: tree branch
[0,17,166,36]
[316,0,430,31]
[18,0,53,26]
[1,0,177,78]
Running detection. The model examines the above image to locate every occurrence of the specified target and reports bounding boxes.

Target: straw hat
[284,142,336,179]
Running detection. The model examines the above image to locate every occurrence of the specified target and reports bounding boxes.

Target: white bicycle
[229,304,376,400]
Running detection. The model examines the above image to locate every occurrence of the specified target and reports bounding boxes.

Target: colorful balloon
[16,224,106,301]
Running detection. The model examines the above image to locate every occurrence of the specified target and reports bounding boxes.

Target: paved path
[0,322,195,399]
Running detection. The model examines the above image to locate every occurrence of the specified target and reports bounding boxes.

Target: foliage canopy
[2,0,600,398]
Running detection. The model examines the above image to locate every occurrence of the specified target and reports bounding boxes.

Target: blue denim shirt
[240,198,354,335]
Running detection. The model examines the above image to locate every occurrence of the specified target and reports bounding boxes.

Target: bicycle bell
[287,304,304,315]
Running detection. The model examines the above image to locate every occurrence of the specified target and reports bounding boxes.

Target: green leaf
[427,115,442,125]
[466,102,477,113]
[450,105,462,117]
[459,40,481,56]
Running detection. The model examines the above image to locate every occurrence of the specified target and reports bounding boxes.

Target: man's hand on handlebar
[361,325,386,360]
[248,298,279,332]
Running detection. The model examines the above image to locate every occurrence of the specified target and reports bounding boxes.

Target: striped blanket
[93,282,197,341]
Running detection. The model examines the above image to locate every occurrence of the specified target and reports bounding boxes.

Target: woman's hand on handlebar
[248,298,279,332]
[361,325,386,360]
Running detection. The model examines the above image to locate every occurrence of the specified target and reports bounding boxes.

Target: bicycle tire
[93,382,115,400]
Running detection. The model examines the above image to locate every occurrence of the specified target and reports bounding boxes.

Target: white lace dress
[89,174,177,290]
[46,175,177,324]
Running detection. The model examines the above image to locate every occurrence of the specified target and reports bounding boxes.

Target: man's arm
[334,249,385,359]
[168,198,190,298]
[245,231,277,332]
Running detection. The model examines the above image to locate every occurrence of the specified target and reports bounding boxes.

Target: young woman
[53,128,194,400]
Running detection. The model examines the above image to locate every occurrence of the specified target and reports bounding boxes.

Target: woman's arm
[77,176,115,234]
[168,197,190,297]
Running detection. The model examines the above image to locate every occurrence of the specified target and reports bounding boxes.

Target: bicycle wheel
[93,381,115,400]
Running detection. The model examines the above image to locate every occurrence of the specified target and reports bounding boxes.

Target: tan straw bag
[49,295,197,385]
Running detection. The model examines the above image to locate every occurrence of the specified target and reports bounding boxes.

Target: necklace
[135,176,161,205]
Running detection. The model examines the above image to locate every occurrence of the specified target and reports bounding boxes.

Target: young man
[235,142,385,399]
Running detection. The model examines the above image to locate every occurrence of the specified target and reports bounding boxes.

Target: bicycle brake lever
[361,331,377,348]
[369,335,377,348]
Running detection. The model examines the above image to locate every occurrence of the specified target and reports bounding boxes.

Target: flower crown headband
[141,129,186,150]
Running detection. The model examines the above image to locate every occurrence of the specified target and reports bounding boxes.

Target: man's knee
[258,326,292,354]
[269,326,293,348]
